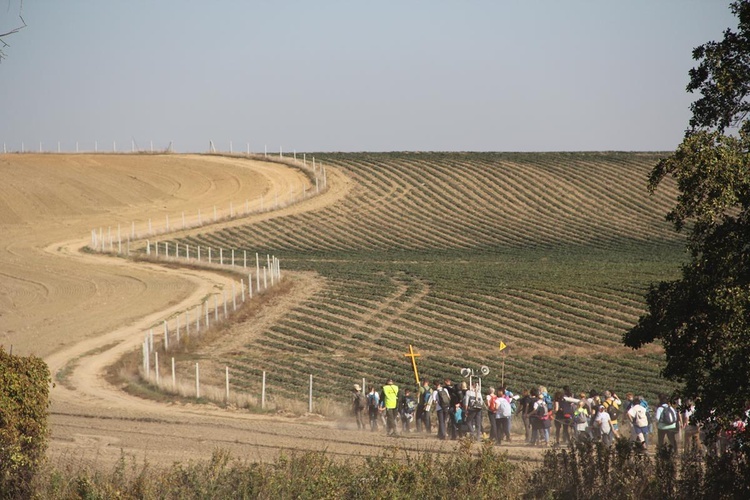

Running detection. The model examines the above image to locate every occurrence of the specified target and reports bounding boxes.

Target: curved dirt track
[0,153,539,469]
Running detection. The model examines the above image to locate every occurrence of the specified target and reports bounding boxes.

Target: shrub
[0,347,52,499]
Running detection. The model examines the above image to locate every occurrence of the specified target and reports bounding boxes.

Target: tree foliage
[624,1,750,428]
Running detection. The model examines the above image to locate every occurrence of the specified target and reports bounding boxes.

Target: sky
[0,1,738,153]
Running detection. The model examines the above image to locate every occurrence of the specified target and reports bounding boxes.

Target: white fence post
[164,320,169,351]
[143,339,149,376]
[262,371,266,409]
[225,366,230,402]
[196,363,200,398]
[172,357,176,390]
[309,374,313,413]
[155,351,160,385]
[256,253,260,291]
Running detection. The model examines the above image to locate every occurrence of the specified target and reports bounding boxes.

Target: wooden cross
[404,344,421,387]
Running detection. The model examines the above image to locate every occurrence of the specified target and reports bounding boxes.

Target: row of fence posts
[77,150,333,412]
[140,256,280,366]
[140,253,282,405]
[140,354,368,414]
[88,154,327,253]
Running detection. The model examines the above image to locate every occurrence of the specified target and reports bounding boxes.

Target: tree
[624,1,750,431]
[0,0,26,63]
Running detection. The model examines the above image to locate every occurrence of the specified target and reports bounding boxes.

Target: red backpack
[488,395,498,412]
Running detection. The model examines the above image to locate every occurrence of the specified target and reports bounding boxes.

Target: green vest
[382,384,399,409]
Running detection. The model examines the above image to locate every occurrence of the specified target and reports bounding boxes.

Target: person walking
[495,391,513,444]
[366,386,380,432]
[417,379,433,433]
[573,400,589,440]
[655,394,679,452]
[519,388,534,443]
[433,380,450,440]
[486,387,498,442]
[351,384,366,430]
[445,378,459,440]
[594,405,613,446]
[380,378,400,437]
[627,396,650,450]
[463,381,484,442]
[398,388,417,433]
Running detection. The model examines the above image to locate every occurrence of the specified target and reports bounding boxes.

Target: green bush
[33,441,521,499]
[524,436,750,500]
[0,347,52,499]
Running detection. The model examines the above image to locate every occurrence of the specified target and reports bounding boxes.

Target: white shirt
[628,404,648,428]
[595,411,612,434]
[432,388,449,411]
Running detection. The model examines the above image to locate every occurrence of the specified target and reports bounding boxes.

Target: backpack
[606,402,620,421]
[367,393,379,410]
[423,388,433,405]
[659,405,677,425]
[356,393,367,410]
[536,402,548,419]
[489,395,498,413]
[561,400,576,418]
[575,411,588,424]
[439,389,451,408]
[405,398,417,413]
[469,393,484,410]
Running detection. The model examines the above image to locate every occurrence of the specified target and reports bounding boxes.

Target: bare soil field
[1,154,532,470]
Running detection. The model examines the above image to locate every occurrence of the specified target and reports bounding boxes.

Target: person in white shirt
[627,396,650,450]
[495,394,513,444]
[594,405,613,446]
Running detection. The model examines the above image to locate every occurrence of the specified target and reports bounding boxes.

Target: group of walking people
[350,377,516,444]
[350,378,747,454]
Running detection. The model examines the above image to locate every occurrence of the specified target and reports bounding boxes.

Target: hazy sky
[0,1,737,153]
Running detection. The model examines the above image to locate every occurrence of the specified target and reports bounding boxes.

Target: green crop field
[172,152,685,406]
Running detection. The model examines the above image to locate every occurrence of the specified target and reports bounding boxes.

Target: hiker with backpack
[417,379,433,433]
[602,391,622,439]
[398,388,417,433]
[366,386,380,432]
[352,384,367,430]
[433,380,451,440]
[529,388,551,446]
[627,396,650,450]
[495,389,513,444]
[573,400,590,439]
[486,387,498,441]
[655,394,679,452]
[463,381,484,442]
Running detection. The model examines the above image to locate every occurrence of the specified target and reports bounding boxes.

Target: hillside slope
[174,152,683,403]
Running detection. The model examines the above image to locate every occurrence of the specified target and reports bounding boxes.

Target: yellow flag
[499,341,507,351]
